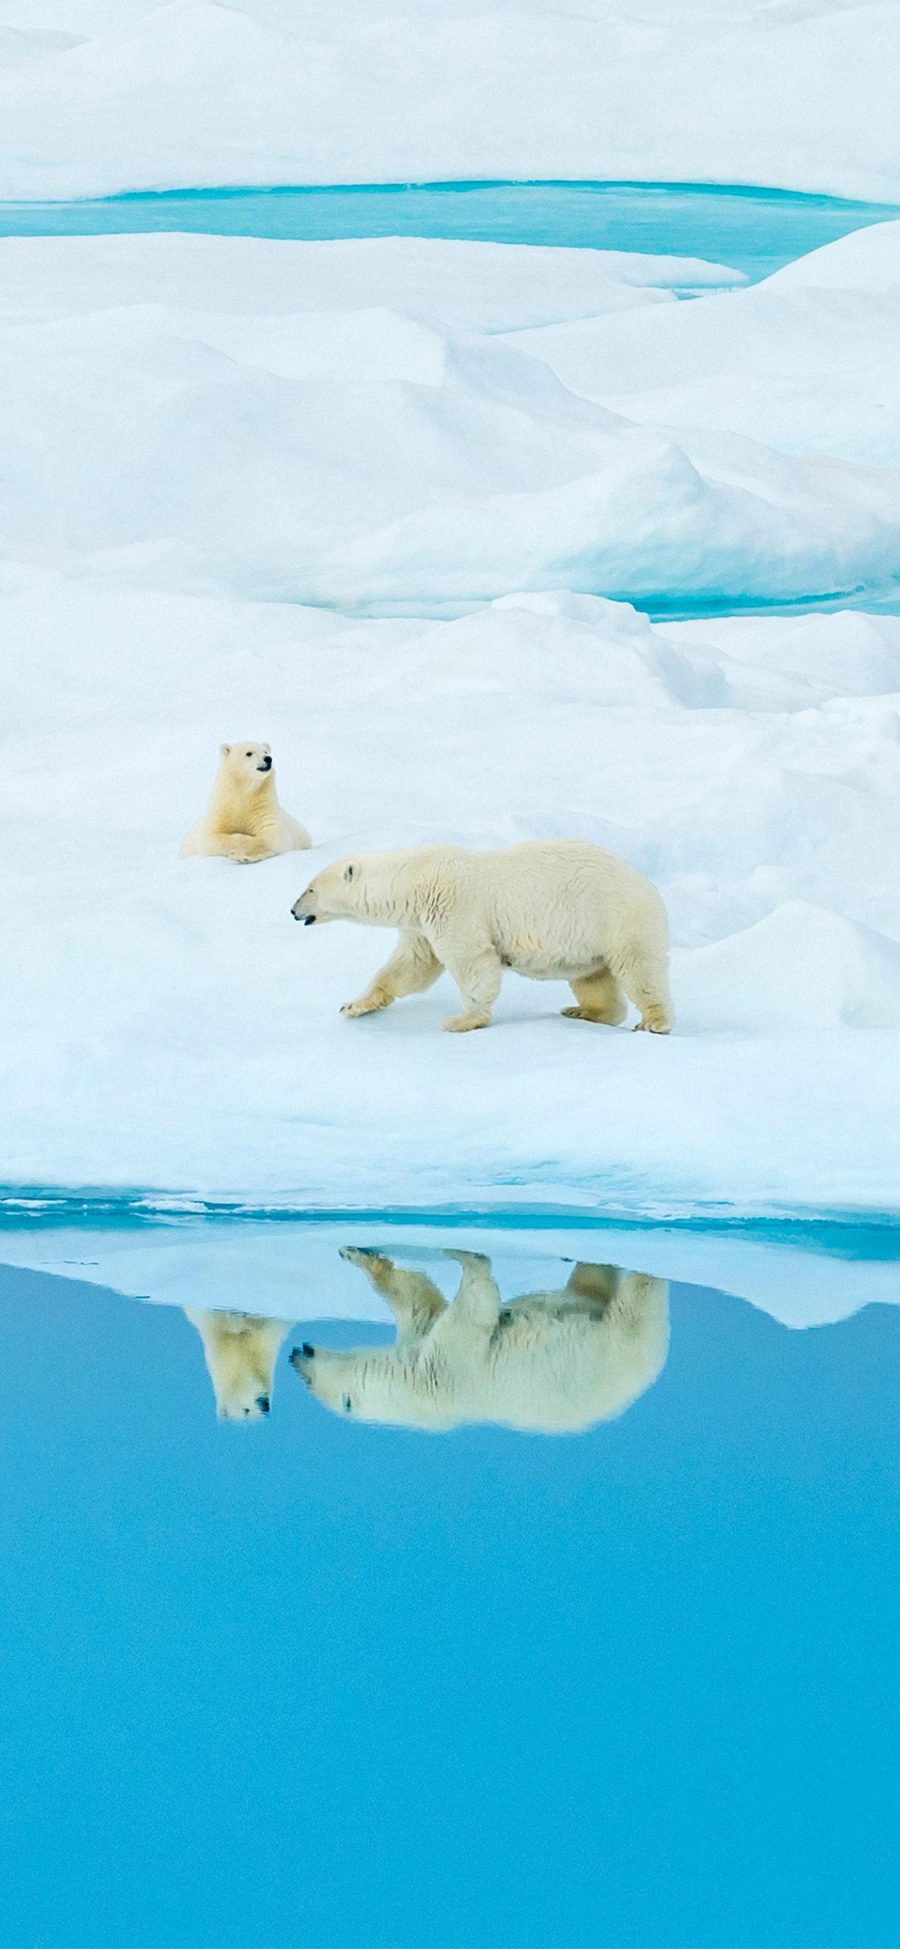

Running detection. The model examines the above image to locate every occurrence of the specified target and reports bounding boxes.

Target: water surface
[1,180,896,284]
[1,1226,897,1949]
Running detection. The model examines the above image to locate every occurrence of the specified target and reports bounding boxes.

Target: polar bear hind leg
[565,1262,619,1309]
[441,1252,502,1328]
[609,939,674,1034]
[562,967,627,1025]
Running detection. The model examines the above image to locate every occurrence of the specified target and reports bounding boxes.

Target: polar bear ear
[343,863,355,882]
[220,742,231,757]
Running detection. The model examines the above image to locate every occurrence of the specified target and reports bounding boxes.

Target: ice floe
[2,222,899,1213]
[3,567,900,1213]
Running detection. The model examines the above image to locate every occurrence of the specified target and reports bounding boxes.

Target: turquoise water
[642,584,900,623]
[1,179,897,284]
[0,1230,897,1949]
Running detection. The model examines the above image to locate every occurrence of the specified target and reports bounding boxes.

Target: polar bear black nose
[256,1394,270,1414]
[259,756,272,770]
[301,1343,315,1358]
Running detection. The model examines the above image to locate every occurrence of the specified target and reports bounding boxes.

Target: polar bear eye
[342,1393,353,1414]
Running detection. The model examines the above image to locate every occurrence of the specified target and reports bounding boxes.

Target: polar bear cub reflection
[186,1308,292,1421]
[291,1249,669,1434]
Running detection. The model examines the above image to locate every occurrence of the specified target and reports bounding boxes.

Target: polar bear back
[456,1273,670,1432]
[468,840,667,975]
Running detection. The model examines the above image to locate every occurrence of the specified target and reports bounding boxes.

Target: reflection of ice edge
[0,1206,898,1328]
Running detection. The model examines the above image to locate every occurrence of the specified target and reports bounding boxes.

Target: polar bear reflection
[291,1249,668,1434]
[186,1308,292,1421]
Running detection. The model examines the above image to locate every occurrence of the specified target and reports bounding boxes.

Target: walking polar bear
[291,1248,669,1434]
[185,1307,292,1420]
[292,839,673,1034]
[180,741,311,864]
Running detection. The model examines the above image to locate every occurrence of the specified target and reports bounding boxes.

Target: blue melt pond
[1,178,898,283]
[0,1226,898,1949]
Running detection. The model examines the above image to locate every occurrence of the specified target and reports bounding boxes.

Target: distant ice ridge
[3,570,900,1211]
[0,229,898,610]
[0,0,899,199]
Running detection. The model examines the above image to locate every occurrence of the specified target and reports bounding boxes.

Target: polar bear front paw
[341,994,389,1018]
[633,1009,673,1034]
[227,836,273,864]
[442,1012,491,1033]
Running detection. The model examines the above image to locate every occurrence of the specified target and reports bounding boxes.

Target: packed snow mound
[0,0,899,198]
[513,221,900,471]
[660,610,900,699]
[389,594,836,713]
[3,569,900,1213]
[679,904,900,1034]
[0,233,741,336]
[764,218,900,292]
[0,234,897,609]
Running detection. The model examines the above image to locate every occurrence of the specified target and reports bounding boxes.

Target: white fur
[181,741,311,863]
[185,1307,291,1420]
[292,839,673,1032]
[291,1249,669,1433]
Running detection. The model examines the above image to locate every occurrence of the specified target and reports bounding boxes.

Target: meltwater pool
[1,179,897,285]
[0,1215,897,1949]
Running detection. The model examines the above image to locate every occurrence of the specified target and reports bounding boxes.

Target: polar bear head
[290,1341,453,1430]
[291,857,363,927]
[185,1309,291,1422]
[218,741,274,792]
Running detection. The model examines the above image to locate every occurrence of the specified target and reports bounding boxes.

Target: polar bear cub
[290,1248,669,1434]
[185,1307,292,1420]
[181,741,311,864]
[292,838,673,1033]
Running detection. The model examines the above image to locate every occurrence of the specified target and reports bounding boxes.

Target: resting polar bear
[290,1248,669,1434]
[185,1307,292,1420]
[180,741,311,864]
[291,839,673,1033]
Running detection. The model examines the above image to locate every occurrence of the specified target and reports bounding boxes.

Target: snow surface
[5,571,900,1212]
[0,0,899,201]
[3,223,900,1215]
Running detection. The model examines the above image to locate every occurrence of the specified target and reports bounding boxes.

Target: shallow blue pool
[1,179,897,284]
[0,1217,897,1949]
